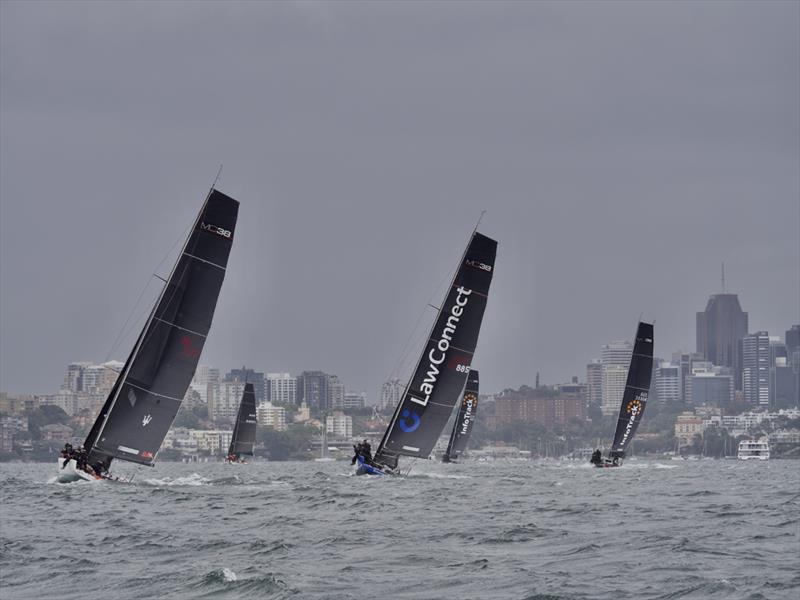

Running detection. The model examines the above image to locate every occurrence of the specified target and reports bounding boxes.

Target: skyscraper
[742,331,770,407]
[696,293,748,389]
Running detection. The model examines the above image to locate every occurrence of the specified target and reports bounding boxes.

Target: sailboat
[357,230,497,476]
[591,321,654,468]
[57,187,239,483]
[225,382,257,463]
[315,415,336,462]
[442,369,479,463]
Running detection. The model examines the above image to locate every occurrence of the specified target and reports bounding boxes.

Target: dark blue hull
[355,456,390,476]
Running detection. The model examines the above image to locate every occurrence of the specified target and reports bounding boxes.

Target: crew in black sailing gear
[351,442,362,465]
[590,449,602,466]
[361,440,372,462]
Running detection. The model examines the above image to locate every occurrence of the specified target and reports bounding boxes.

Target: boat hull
[56,458,103,483]
[355,456,389,476]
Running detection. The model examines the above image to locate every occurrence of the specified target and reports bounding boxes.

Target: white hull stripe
[117,445,139,455]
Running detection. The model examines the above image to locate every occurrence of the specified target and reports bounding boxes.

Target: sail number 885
[455,364,471,373]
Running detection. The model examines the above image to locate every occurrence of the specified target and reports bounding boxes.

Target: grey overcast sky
[1,0,798,399]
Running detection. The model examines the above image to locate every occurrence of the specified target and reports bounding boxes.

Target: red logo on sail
[181,335,202,359]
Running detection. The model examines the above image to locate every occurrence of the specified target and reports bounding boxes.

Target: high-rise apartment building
[210,380,246,422]
[328,375,345,411]
[224,367,266,403]
[296,371,331,411]
[742,331,770,407]
[601,365,628,416]
[326,413,353,439]
[586,360,603,406]
[696,293,748,389]
[655,363,680,404]
[256,402,287,431]
[380,378,405,411]
[266,373,297,405]
[600,340,632,416]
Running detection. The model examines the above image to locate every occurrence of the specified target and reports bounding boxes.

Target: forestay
[85,189,239,467]
[610,321,654,458]
[374,232,496,470]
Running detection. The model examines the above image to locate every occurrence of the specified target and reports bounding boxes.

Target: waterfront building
[266,373,297,405]
[742,331,770,407]
[696,292,748,389]
[326,413,353,439]
[674,412,704,447]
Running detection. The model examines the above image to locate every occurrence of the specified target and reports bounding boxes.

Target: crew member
[590,449,602,466]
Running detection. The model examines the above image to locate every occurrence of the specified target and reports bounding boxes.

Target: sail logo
[618,392,647,447]
[460,394,477,434]
[128,389,137,407]
[398,409,421,433]
[411,286,473,408]
[142,414,152,427]
[465,259,492,272]
[200,222,232,238]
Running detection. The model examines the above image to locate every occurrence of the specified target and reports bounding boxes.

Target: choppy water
[1,459,798,599]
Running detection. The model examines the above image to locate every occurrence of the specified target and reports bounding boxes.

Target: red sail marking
[181,335,202,359]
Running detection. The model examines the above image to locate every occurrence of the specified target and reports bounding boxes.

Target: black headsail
[443,369,479,462]
[85,189,239,467]
[228,382,257,457]
[374,231,497,470]
[610,321,654,459]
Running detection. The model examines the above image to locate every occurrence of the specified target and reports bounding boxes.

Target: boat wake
[409,472,471,480]
[141,473,214,487]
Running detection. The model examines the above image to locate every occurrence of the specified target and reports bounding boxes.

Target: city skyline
[1,1,798,400]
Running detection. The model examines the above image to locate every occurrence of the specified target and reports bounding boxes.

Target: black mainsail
[228,382,257,458]
[373,231,497,471]
[442,369,479,462]
[85,189,239,469]
[609,321,654,459]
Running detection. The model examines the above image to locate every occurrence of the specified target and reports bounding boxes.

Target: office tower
[696,292,748,389]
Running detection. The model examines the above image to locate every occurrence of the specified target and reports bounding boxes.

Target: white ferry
[737,439,770,461]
